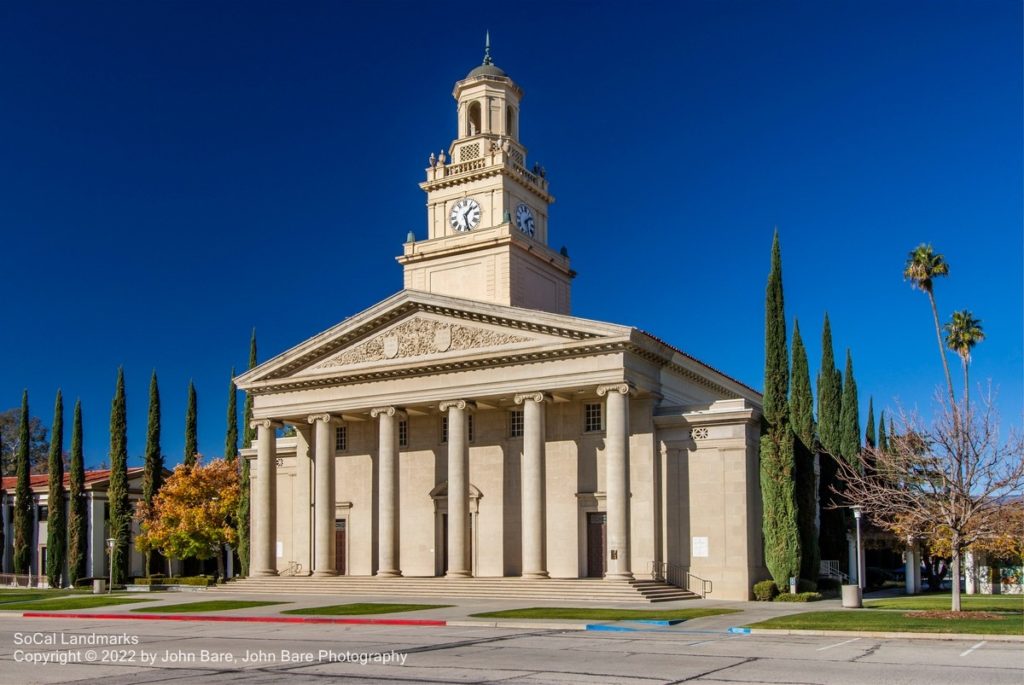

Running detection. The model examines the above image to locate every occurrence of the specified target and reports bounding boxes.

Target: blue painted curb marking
[586,624,637,632]
[727,627,751,634]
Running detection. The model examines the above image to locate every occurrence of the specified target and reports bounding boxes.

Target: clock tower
[398,37,574,314]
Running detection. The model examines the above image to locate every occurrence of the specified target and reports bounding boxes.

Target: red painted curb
[22,612,446,627]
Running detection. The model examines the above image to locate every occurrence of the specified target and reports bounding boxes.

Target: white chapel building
[236,47,768,601]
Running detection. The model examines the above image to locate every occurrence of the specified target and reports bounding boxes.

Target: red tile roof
[0,467,145,492]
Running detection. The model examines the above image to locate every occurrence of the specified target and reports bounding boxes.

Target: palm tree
[903,244,955,408]
[944,310,984,410]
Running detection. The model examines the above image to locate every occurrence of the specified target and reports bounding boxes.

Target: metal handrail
[647,562,712,598]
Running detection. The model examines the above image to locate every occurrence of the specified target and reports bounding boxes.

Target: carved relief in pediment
[311,317,531,370]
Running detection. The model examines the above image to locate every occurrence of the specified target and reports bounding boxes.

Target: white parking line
[817,637,861,651]
[960,641,986,657]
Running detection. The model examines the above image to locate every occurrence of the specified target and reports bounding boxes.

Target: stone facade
[236,50,769,600]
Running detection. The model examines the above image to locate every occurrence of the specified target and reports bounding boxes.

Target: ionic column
[515,392,549,578]
[308,414,338,576]
[598,383,633,580]
[372,406,406,577]
[441,399,474,578]
[250,419,281,576]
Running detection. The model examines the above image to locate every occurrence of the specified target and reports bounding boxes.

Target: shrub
[134,576,215,587]
[797,578,817,593]
[753,579,779,601]
[774,591,823,602]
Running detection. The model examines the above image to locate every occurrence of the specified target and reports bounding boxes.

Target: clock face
[449,198,481,232]
[515,203,535,236]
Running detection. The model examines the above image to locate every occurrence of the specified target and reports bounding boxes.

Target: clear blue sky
[1,1,1020,468]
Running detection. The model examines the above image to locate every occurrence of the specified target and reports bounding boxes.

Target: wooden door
[441,514,448,575]
[586,512,606,578]
[334,520,346,575]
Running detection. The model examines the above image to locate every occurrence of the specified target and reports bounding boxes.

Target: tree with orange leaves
[135,457,239,580]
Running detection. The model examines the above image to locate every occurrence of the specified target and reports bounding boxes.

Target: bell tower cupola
[397,34,574,314]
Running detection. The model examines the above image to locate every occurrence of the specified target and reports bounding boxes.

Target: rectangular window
[509,409,524,438]
[38,505,48,522]
[399,420,408,448]
[335,425,347,452]
[584,403,603,433]
[441,416,448,444]
[468,414,475,443]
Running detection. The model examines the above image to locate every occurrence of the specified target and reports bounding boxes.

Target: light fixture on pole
[106,537,116,594]
[852,506,864,591]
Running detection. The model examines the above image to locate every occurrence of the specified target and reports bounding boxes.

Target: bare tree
[833,389,1024,611]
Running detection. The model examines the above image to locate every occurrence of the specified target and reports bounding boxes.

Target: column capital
[370,406,408,420]
[249,418,283,430]
[514,392,551,405]
[596,382,635,398]
[307,413,342,426]
[439,399,476,412]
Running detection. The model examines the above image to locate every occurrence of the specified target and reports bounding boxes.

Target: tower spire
[483,30,492,65]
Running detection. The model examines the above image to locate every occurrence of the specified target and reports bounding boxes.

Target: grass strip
[746,610,1024,636]
[865,595,1023,613]
[132,600,285,613]
[282,603,450,616]
[0,596,153,611]
[470,607,739,621]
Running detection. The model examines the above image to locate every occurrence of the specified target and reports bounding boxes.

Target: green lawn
[282,603,450,616]
[470,607,739,621]
[0,596,154,611]
[865,595,1023,613]
[746,610,1024,636]
[132,600,285,613]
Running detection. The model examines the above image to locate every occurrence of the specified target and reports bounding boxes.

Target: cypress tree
[184,381,198,466]
[816,315,847,565]
[13,391,33,574]
[816,315,842,457]
[225,368,238,463]
[46,390,66,588]
[790,320,819,581]
[67,400,87,585]
[142,371,163,575]
[759,231,801,586]
[107,368,130,585]
[877,410,888,453]
[237,329,257,576]
[865,397,875,449]
[839,350,861,465]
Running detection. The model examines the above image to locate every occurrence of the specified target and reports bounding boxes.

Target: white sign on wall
[692,536,709,558]
[276,541,283,558]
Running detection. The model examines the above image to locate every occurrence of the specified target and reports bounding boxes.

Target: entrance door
[334,520,346,575]
[441,514,448,575]
[586,512,606,578]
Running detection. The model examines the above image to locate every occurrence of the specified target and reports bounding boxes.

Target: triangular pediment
[236,290,633,391]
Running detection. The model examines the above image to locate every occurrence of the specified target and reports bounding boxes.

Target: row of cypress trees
[8,329,260,587]
[761,231,871,587]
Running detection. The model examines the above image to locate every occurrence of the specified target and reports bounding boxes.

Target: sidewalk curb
[745,628,1024,642]
[446,620,587,631]
[21,612,445,627]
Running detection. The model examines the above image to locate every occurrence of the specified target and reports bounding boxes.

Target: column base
[604,572,634,581]
[445,570,472,578]
[312,569,338,577]
[376,570,402,578]
[521,571,549,579]
[250,569,279,577]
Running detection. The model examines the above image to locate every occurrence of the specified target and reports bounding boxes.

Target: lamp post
[106,538,116,594]
[852,506,864,590]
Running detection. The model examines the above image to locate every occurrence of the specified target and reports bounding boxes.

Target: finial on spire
[483,30,493,65]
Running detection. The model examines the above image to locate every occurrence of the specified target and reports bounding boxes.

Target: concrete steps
[211,576,697,603]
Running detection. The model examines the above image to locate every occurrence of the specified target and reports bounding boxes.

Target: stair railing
[646,561,712,598]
